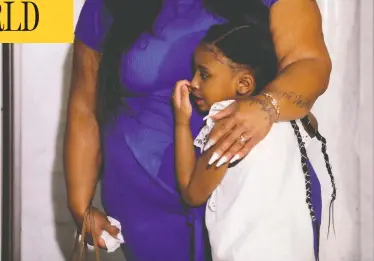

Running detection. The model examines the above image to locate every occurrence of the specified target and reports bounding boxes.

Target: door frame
[2,43,22,261]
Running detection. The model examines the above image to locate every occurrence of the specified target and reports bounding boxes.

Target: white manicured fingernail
[117,233,125,243]
[208,152,220,165]
[229,154,241,164]
[216,156,228,167]
[204,140,215,151]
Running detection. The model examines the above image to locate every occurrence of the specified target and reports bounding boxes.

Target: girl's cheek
[205,96,216,107]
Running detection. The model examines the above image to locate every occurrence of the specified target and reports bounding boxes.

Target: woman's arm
[206,0,331,163]
[260,0,332,119]
[64,40,102,219]
[175,125,228,206]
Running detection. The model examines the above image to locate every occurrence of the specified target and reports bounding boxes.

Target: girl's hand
[172,80,192,125]
[76,207,120,249]
[204,96,275,165]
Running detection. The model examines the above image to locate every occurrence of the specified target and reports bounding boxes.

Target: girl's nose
[190,76,200,91]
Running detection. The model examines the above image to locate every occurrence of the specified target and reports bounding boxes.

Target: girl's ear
[237,73,255,96]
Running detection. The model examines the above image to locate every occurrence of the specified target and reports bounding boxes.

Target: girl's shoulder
[194,100,235,152]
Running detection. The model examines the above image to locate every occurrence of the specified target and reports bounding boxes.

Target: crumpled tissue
[78,216,125,253]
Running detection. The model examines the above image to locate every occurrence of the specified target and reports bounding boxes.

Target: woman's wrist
[68,200,92,222]
[257,88,312,121]
[251,94,279,123]
[260,92,280,120]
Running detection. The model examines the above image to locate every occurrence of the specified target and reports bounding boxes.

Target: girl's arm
[175,124,196,199]
[175,124,229,206]
[173,81,229,206]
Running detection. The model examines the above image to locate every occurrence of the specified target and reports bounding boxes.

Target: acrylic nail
[216,156,228,167]
[204,139,215,151]
[229,154,241,164]
[117,234,125,243]
[208,152,220,165]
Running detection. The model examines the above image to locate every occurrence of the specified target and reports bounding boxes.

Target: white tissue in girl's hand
[203,100,235,125]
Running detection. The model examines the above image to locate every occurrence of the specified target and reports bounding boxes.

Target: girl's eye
[200,72,209,80]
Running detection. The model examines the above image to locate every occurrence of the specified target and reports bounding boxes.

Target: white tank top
[194,100,315,261]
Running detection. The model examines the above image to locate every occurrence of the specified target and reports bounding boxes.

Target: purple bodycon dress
[75,0,322,260]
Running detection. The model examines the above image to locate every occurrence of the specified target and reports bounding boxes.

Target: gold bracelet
[262,92,280,121]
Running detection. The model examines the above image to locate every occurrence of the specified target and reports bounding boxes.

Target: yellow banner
[0,0,74,43]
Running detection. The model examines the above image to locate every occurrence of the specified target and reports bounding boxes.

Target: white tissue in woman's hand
[78,216,125,253]
[101,216,125,252]
[101,230,122,252]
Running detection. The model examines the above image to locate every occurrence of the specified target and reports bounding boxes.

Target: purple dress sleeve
[263,0,279,8]
[75,0,111,52]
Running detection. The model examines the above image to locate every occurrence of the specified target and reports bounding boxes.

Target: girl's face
[190,44,254,112]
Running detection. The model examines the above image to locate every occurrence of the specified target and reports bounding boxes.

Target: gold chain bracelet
[262,92,280,121]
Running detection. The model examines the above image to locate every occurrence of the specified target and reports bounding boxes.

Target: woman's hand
[77,207,120,249]
[205,96,275,165]
[172,80,192,125]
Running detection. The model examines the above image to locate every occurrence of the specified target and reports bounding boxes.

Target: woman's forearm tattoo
[249,97,278,124]
[271,91,312,109]
[250,91,312,124]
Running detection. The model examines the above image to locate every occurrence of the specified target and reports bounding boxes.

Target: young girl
[172,23,335,261]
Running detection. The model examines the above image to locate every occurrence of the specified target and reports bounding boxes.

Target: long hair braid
[290,120,320,260]
[301,116,337,236]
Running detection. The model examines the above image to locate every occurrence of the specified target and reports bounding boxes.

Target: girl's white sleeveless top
[194,100,316,261]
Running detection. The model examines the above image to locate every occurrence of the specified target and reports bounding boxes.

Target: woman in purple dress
[64,0,332,260]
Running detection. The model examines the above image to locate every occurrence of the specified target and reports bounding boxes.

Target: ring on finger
[238,134,248,144]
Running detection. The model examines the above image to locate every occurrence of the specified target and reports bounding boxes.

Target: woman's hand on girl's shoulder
[172,80,193,125]
[205,97,274,165]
